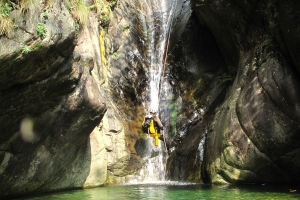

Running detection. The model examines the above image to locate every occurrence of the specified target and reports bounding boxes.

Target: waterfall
[125,0,178,183]
[129,0,178,111]
[145,0,177,182]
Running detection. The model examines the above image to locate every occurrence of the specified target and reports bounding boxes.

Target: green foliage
[22,45,30,54]
[65,0,114,28]
[75,22,80,32]
[222,75,233,83]
[0,3,13,36]
[0,3,12,18]
[33,43,42,51]
[100,12,109,22]
[65,0,72,11]
[36,23,47,39]
[43,12,49,19]
[10,1,18,9]
[112,52,119,60]
[0,0,33,36]
[169,101,177,137]
[123,26,129,32]
[109,1,116,7]
[93,0,105,13]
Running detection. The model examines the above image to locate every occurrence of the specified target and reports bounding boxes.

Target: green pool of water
[20,182,300,200]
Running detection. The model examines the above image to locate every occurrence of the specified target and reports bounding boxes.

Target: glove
[144,118,151,126]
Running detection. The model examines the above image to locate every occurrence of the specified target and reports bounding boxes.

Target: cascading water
[144,0,177,182]
[147,1,177,111]
[146,0,179,183]
[126,0,178,183]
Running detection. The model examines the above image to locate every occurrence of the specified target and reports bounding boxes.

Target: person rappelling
[142,107,164,146]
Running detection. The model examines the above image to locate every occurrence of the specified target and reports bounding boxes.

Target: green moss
[168,101,177,137]
[82,61,91,67]
[123,26,130,32]
[139,132,148,140]
[33,43,42,51]
[222,75,233,83]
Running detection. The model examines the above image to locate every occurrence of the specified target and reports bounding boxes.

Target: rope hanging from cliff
[161,1,178,180]
[159,0,178,155]
[159,0,178,101]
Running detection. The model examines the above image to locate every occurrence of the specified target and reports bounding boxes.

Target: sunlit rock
[20,117,38,143]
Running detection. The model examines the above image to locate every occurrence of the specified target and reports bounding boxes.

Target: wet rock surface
[186,0,300,184]
[1,0,300,197]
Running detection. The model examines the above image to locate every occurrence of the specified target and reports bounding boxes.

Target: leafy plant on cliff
[0,2,12,17]
[36,22,47,39]
[0,0,34,36]
[109,0,116,8]
[22,45,30,54]
[43,12,49,19]
[112,52,119,60]
[0,2,13,36]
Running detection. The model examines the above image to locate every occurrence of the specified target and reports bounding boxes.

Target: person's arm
[153,116,163,128]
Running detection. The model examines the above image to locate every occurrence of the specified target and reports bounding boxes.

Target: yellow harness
[143,119,161,146]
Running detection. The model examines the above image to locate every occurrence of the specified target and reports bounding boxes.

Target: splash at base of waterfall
[126,138,168,184]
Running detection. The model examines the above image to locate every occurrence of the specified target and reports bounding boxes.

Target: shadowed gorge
[0,0,300,198]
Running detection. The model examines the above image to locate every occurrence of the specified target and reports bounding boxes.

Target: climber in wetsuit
[142,108,163,134]
[142,107,170,151]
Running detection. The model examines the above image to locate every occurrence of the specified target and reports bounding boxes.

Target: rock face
[0,0,192,197]
[0,0,108,197]
[165,14,228,182]
[1,0,300,197]
[167,0,300,184]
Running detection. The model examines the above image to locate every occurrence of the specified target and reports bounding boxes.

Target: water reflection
[22,183,300,200]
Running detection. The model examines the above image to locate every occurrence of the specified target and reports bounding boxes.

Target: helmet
[149,107,157,113]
